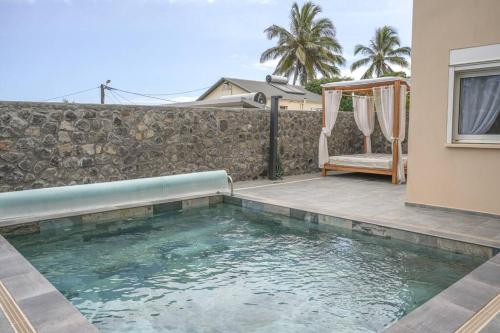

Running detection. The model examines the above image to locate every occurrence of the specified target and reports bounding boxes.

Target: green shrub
[306,75,411,111]
[305,77,354,111]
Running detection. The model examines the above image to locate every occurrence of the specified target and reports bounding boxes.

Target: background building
[197,76,322,111]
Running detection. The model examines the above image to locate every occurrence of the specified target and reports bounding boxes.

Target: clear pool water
[8,204,483,333]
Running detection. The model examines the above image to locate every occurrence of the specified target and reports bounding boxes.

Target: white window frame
[447,44,500,144]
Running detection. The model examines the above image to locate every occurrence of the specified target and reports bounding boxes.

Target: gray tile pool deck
[0,235,98,333]
[0,308,15,333]
[233,172,500,333]
[0,173,498,332]
[0,195,222,333]
[481,313,500,333]
[234,172,500,250]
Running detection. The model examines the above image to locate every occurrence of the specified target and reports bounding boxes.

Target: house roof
[197,77,322,103]
[167,96,265,109]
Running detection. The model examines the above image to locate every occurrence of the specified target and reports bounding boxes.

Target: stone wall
[0,101,408,192]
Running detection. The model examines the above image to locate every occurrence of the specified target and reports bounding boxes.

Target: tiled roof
[197,77,322,103]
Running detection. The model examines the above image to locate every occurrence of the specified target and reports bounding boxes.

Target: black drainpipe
[268,95,282,180]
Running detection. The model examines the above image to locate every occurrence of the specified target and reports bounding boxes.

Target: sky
[0,0,413,104]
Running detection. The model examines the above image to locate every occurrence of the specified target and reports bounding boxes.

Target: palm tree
[260,2,345,86]
[350,26,411,79]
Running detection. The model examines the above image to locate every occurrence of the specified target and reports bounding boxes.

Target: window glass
[458,74,500,135]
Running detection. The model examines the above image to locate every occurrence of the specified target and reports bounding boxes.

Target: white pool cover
[0,170,229,223]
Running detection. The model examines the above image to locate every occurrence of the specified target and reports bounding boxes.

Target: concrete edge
[0,279,36,333]
[0,195,224,237]
[0,192,496,333]
[0,194,225,332]
[0,100,266,112]
[223,194,500,332]
[225,194,499,258]
[455,293,500,333]
[405,201,500,220]
[0,191,229,227]
[0,235,98,333]
[384,254,500,333]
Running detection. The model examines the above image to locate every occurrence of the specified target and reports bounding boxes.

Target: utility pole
[100,84,105,104]
[100,80,111,104]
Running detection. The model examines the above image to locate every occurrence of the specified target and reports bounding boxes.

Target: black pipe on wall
[268,95,281,180]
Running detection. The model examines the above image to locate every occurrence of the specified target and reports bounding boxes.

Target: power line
[42,86,100,102]
[145,86,211,96]
[39,83,209,104]
[107,87,178,103]
[107,90,122,104]
[111,89,136,104]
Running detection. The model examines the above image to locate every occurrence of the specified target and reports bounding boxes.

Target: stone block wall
[0,101,408,192]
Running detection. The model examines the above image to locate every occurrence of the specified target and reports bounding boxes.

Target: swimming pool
[7,203,483,333]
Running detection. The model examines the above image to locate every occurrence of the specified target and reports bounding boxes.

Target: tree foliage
[351,26,411,79]
[260,1,345,85]
[305,76,353,111]
[381,71,408,78]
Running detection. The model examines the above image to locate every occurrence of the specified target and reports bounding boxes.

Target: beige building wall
[279,99,322,111]
[202,82,248,100]
[201,82,322,111]
[407,0,500,215]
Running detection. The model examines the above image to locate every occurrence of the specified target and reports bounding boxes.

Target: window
[447,44,500,144]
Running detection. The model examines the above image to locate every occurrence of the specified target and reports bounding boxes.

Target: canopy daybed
[319,77,410,184]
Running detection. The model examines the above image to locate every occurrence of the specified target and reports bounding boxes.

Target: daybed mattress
[327,153,407,169]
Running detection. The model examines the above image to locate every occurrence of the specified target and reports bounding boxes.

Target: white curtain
[318,90,342,167]
[353,96,375,153]
[373,85,407,183]
[459,76,500,134]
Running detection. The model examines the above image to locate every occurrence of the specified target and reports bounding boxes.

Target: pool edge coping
[224,194,500,333]
[385,254,500,333]
[0,191,229,227]
[0,192,498,333]
[0,234,99,333]
[226,193,499,258]
[0,193,226,333]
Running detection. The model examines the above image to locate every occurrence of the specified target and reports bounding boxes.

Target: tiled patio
[235,172,500,250]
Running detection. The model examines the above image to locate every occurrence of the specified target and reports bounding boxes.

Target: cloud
[248,58,279,72]
[0,0,73,5]
[231,52,278,73]
[0,0,36,3]
[166,0,272,4]
[1,0,72,3]
[13,0,273,4]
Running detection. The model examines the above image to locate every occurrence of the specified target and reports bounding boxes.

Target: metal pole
[268,95,281,180]
[100,84,105,104]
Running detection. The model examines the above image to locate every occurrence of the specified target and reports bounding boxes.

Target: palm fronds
[260,1,344,85]
[350,26,411,78]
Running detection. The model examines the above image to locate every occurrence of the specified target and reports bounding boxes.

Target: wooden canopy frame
[321,78,410,184]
